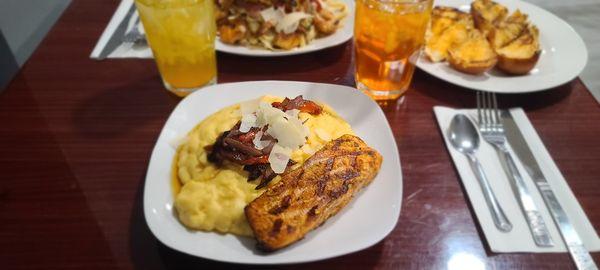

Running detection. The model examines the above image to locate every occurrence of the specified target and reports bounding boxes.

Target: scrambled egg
[174,96,353,236]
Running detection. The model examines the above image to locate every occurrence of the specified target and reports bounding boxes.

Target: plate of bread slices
[416,0,588,93]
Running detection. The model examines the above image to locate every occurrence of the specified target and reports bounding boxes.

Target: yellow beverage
[354,0,432,100]
[135,0,217,97]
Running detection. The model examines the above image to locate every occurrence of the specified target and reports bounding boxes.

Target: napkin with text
[434,106,600,253]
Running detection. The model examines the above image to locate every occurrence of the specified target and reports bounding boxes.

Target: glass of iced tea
[135,0,217,97]
[354,0,432,100]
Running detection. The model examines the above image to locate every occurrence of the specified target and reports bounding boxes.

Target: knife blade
[97,3,137,59]
[502,110,598,270]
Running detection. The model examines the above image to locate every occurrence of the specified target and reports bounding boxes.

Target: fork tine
[482,91,487,126]
[477,91,483,127]
[485,92,494,129]
[481,92,490,128]
[481,91,487,127]
[492,92,500,126]
[484,91,491,126]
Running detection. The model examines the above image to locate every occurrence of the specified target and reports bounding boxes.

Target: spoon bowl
[448,114,480,155]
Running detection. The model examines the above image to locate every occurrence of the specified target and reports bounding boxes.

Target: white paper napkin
[90,0,152,59]
[434,106,600,253]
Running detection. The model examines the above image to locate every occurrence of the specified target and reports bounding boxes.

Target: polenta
[174,96,353,236]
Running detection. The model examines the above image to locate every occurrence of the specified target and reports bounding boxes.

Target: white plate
[143,81,402,264]
[416,0,588,93]
[215,0,354,57]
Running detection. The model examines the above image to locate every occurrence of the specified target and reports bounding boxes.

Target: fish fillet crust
[244,134,383,251]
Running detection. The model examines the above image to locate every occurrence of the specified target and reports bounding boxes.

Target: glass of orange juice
[135,0,217,97]
[354,0,432,101]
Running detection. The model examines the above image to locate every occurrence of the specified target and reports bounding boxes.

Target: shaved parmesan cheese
[285,109,300,119]
[260,7,285,24]
[239,113,257,132]
[259,101,279,124]
[240,98,260,115]
[277,12,313,34]
[260,7,312,34]
[252,131,271,150]
[253,101,309,149]
[268,144,292,173]
[269,111,309,149]
[288,113,309,136]
[239,98,312,173]
[252,130,263,148]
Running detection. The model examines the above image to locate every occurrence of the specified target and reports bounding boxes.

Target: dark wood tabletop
[1,1,599,269]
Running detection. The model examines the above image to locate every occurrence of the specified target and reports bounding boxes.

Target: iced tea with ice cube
[354,0,432,100]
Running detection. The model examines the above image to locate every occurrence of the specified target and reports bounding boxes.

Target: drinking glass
[354,0,433,100]
[135,0,217,97]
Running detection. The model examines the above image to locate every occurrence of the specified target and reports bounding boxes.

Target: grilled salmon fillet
[245,134,382,251]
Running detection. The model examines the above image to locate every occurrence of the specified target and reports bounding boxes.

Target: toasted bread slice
[425,9,473,63]
[427,7,461,40]
[447,29,497,74]
[496,25,540,75]
[488,10,528,49]
[471,0,508,37]
[429,6,474,36]
[245,135,382,251]
[425,22,471,62]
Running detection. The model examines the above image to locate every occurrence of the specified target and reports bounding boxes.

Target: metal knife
[97,3,137,59]
[502,110,598,270]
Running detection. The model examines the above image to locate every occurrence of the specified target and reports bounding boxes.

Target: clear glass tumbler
[135,0,217,97]
[354,0,433,100]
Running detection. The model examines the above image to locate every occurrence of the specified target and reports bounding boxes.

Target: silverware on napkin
[502,110,598,270]
[98,3,137,59]
[476,91,554,247]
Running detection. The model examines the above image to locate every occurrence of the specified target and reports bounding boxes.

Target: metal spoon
[448,114,513,232]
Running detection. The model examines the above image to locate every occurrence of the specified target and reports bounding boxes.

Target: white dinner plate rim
[143,80,402,264]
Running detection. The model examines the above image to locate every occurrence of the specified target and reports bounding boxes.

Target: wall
[526,0,600,102]
[0,0,71,90]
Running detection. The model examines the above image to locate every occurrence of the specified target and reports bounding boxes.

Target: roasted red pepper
[241,155,270,165]
[272,95,323,115]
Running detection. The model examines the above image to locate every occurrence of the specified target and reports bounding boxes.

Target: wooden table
[1,1,599,269]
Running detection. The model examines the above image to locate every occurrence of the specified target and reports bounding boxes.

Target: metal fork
[477,91,554,247]
[122,16,145,44]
